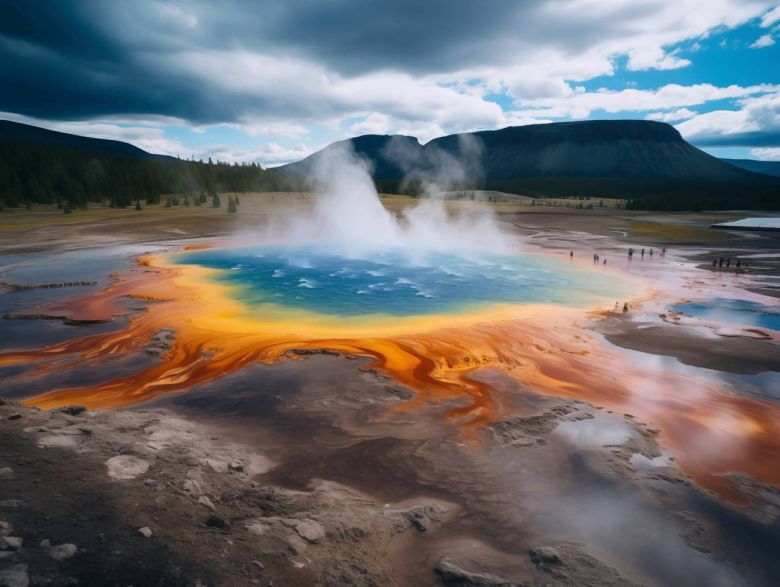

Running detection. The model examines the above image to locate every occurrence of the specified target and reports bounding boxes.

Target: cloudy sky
[1,0,779,165]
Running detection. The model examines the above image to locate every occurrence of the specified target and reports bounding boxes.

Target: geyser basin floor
[1,243,779,505]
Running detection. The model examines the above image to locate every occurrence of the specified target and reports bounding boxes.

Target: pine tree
[135,200,142,211]
[227,195,237,213]
[211,192,221,208]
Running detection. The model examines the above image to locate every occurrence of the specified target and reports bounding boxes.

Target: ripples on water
[173,245,632,317]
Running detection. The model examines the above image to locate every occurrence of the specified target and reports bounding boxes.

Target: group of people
[627,247,665,260]
[712,257,746,272]
[569,246,671,268]
[614,301,629,313]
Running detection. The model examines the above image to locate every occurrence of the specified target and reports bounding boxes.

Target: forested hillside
[0,121,300,209]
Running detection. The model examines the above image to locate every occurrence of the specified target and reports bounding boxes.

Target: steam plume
[271,141,508,256]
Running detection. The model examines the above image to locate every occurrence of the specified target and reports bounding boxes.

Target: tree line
[1,138,777,211]
[376,177,780,211]
[0,141,303,210]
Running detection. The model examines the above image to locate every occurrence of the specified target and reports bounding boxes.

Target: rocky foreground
[0,397,644,587]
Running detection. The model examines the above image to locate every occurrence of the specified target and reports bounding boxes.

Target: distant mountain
[0,119,166,159]
[283,120,765,182]
[0,120,294,209]
[279,120,780,210]
[722,158,780,178]
[2,119,778,211]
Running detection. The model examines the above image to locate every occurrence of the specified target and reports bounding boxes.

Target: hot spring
[170,244,634,321]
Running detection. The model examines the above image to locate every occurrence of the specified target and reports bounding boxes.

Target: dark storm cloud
[0,0,656,122]
[250,0,652,75]
[0,0,777,156]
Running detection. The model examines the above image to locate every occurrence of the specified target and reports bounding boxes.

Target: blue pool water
[173,245,633,317]
[673,298,780,332]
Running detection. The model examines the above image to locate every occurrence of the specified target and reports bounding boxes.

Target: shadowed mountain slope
[278,120,780,210]
[282,120,764,182]
[723,158,780,178]
[0,119,164,159]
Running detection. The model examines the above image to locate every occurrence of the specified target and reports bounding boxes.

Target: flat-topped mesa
[438,120,747,181]
[282,120,766,183]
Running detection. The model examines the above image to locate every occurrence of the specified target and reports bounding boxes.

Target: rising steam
[270,141,509,256]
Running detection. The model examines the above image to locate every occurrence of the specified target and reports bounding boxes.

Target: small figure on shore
[623,302,629,313]
[570,251,574,260]
[736,259,742,272]
[603,258,607,265]
[641,248,645,258]
[712,258,717,267]
[719,257,724,268]
[726,258,731,268]
[650,248,654,256]
[628,248,634,260]
[662,248,666,256]
[615,301,619,311]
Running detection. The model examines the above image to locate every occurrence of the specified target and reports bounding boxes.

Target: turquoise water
[673,298,780,332]
[173,245,631,317]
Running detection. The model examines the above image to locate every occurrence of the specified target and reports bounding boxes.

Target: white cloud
[517,83,777,118]
[124,0,778,143]
[203,120,309,140]
[750,147,780,160]
[626,47,691,71]
[760,6,780,27]
[476,0,773,101]
[645,108,698,122]
[507,78,573,100]
[152,49,508,143]
[348,113,394,136]
[675,90,780,143]
[750,34,776,48]
[194,143,313,167]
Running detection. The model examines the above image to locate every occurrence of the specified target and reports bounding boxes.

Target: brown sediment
[1,251,778,503]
